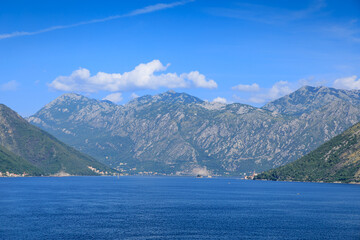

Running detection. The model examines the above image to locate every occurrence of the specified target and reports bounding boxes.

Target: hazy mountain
[0,104,114,176]
[28,86,360,175]
[255,122,360,183]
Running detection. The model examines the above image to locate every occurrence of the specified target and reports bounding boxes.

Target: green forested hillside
[0,104,115,176]
[255,122,360,183]
[0,144,42,175]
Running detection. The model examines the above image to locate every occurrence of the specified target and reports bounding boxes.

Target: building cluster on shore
[0,172,28,177]
[244,171,258,180]
[87,166,112,175]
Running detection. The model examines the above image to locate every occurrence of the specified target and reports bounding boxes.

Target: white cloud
[234,81,294,104]
[232,75,360,105]
[131,93,139,99]
[102,92,123,103]
[0,1,193,40]
[232,83,260,92]
[267,81,293,100]
[333,75,360,90]
[49,60,217,92]
[212,97,227,104]
[183,71,217,88]
[0,80,19,91]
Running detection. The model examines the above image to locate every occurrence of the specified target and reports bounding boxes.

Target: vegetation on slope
[0,104,115,176]
[0,144,43,175]
[255,122,360,183]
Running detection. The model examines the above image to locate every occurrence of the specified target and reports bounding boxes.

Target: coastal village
[0,171,28,177]
[244,171,258,180]
[1,167,258,179]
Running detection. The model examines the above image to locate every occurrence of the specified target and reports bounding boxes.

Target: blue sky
[1,0,360,116]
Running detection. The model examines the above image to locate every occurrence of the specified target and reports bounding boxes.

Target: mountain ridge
[28,86,360,175]
[262,85,360,115]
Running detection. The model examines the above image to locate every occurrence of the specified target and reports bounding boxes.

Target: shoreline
[253,178,360,185]
[1,174,359,184]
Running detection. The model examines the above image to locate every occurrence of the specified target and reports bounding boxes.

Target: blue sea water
[0,177,359,240]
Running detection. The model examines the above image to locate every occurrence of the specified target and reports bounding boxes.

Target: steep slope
[0,104,114,176]
[0,144,42,176]
[255,122,360,183]
[28,87,360,175]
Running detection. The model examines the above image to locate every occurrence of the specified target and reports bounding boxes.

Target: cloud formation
[250,81,293,103]
[212,97,227,104]
[333,75,360,90]
[49,60,217,92]
[0,80,19,91]
[233,81,294,104]
[102,92,123,103]
[232,83,260,92]
[267,81,293,99]
[233,75,360,105]
[131,93,140,99]
[0,1,193,40]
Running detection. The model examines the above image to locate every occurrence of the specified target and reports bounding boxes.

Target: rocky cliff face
[28,86,360,175]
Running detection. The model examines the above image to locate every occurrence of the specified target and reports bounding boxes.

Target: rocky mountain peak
[42,92,116,111]
[41,93,89,111]
[126,91,203,108]
[157,91,204,104]
[60,92,84,99]
[262,85,360,115]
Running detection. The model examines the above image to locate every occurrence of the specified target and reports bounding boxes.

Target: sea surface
[0,176,359,240]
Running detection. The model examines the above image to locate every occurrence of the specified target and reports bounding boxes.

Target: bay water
[0,176,359,239]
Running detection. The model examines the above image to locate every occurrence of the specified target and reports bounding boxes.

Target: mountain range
[0,104,114,176]
[28,86,360,175]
